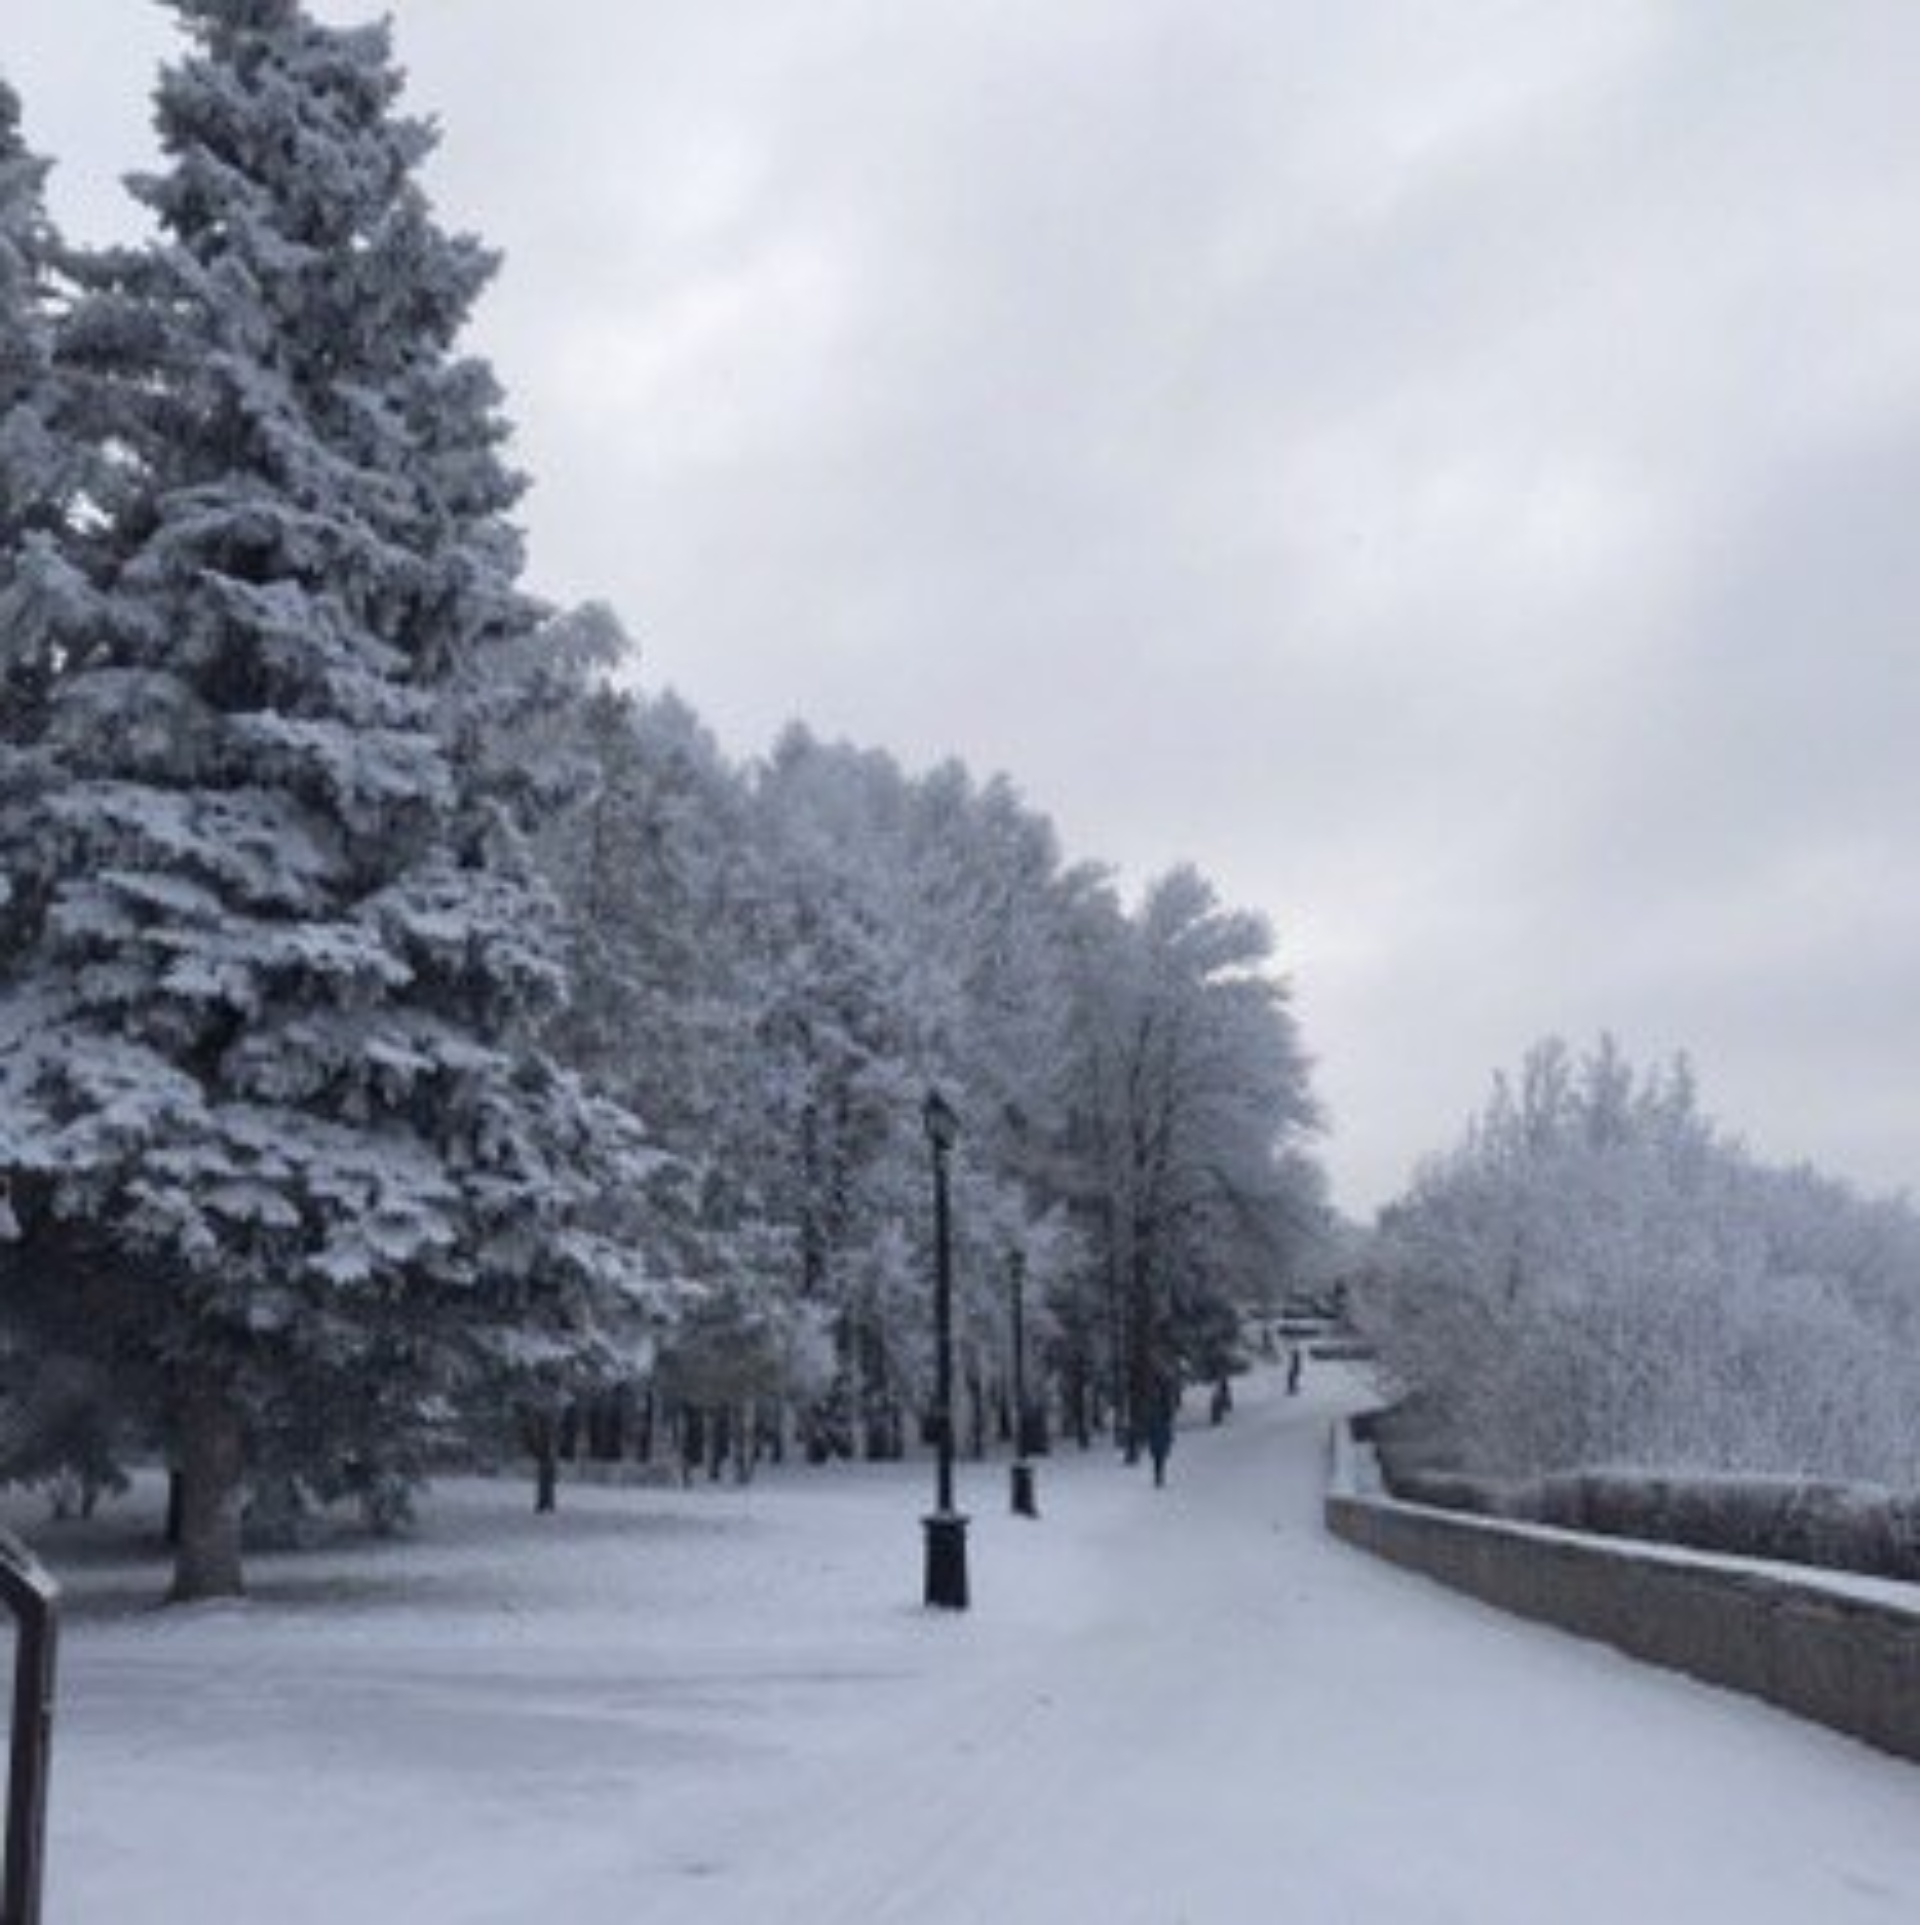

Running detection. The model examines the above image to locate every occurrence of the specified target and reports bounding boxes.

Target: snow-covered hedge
[1385,1462,1920,1583]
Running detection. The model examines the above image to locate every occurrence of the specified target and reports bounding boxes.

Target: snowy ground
[16,1366,1920,1923]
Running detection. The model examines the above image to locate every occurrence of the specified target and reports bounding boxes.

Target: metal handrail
[0,1529,56,1925]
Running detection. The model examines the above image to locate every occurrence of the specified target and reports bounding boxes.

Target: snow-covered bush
[1363,1037,1920,1490]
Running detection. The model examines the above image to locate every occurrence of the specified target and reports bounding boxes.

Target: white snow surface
[24,1367,1920,1922]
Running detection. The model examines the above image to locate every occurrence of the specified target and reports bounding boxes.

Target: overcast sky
[10,2,1918,1213]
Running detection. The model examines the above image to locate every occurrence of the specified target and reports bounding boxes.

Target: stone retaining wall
[1325,1426,1920,1765]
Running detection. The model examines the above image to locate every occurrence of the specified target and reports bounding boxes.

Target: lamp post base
[1010,1461,1038,1518]
[922,1511,971,1610]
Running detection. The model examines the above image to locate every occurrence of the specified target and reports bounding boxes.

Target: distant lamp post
[1008,1249,1038,1518]
[922,1088,969,1609]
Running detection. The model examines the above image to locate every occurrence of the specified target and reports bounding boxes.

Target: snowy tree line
[0,2,1322,1599]
[532,688,1322,1479]
[1360,1036,1920,1491]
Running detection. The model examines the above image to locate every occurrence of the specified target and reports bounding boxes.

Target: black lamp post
[922,1088,969,1609]
[1008,1249,1039,1517]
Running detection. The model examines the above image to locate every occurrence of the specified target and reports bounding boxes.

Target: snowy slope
[28,1367,1920,1922]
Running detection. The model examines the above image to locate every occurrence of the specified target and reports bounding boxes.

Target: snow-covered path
[674,1372,1920,1924]
[38,1369,1920,1921]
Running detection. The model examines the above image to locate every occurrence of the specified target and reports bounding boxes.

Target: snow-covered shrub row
[0,7,1326,1597]
[1360,1037,1920,1493]
[1540,1471,1920,1579]
[1383,1462,1920,1583]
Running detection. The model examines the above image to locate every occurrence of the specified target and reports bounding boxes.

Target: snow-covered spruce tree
[0,70,87,746]
[0,78,54,512]
[0,73,118,1501]
[0,1,668,1597]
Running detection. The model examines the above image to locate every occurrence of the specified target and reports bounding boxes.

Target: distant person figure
[1286,1345,1304,1396]
[1146,1397,1174,1487]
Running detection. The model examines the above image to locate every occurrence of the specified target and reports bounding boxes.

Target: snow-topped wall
[1326,1421,1920,1765]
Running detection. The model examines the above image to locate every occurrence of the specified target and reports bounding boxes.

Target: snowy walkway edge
[1324,1419,1920,1765]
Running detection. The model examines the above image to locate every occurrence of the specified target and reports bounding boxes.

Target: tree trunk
[530,1411,559,1514]
[602,1385,630,1461]
[1103,1226,1126,1441]
[171,1381,246,1602]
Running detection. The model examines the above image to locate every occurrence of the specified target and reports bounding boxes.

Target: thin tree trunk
[530,1411,559,1514]
[171,1380,246,1601]
[1123,1233,1155,1463]
[1105,1247,1127,1446]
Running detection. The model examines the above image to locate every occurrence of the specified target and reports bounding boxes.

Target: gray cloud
[10,0,1917,1208]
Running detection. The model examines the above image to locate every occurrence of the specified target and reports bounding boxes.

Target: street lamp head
[923,1086,961,1153]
